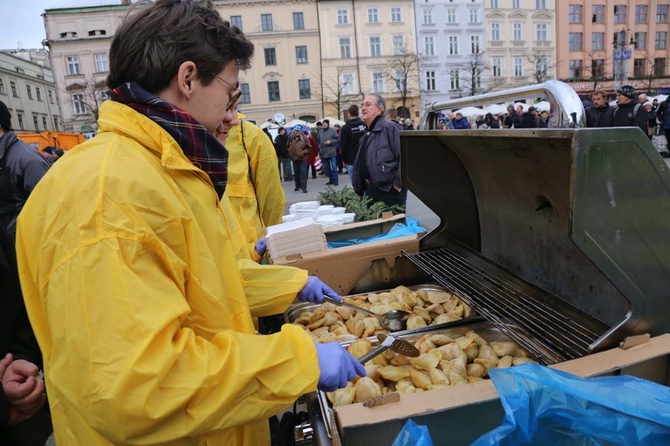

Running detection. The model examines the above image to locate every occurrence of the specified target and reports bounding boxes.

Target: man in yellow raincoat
[223,113,284,261]
[15,1,365,445]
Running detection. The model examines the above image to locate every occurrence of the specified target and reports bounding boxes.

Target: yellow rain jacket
[16,100,318,446]
[225,120,283,258]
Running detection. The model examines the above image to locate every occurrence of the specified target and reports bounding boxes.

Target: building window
[491,22,501,41]
[592,5,605,23]
[267,81,280,102]
[393,35,404,55]
[469,9,478,23]
[295,46,308,64]
[491,0,498,8]
[53,116,58,130]
[537,57,548,77]
[341,73,354,95]
[633,58,646,77]
[337,9,349,24]
[448,35,459,55]
[447,9,456,24]
[657,5,669,23]
[635,32,647,50]
[42,116,47,130]
[264,48,276,65]
[293,12,304,29]
[513,23,522,41]
[536,0,546,9]
[536,23,548,41]
[372,72,384,93]
[261,14,273,31]
[449,70,459,90]
[569,32,583,51]
[568,60,583,78]
[48,90,53,103]
[87,29,106,36]
[592,32,604,51]
[425,71,436,91]
[100,90,110,101]
[17,113,23,130]
[240,83,251,104]
[36,87,42,101]
[394,70,406,92]
[656,31,668,49]
[590,58,606,78]
[512,0,520,8]
[654,58,667,76]
[471,35,480,53]
[635,5,648,24]
[26,85,33,100]
[391,7,402,22]
[230,15,242,30]
[298,79,311,99]
[33,115,39,130]
[0,79,4,95]
[569,5,583,23]
[492,58,502,77]
[73,93,86,115]
[424,36,435,56]
[66,56,81,75]
[370,37,381,56]
[514,57,523,77]
[10,81,18,97]
[613,5,626,24]
[367,8,379,23]
[423,9,433,24]
[339,38,351,58]
[95,53,108,73]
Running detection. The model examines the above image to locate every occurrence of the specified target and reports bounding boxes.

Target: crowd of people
[435,105,551,130]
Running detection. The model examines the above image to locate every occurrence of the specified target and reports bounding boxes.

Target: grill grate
[404,247,608,364]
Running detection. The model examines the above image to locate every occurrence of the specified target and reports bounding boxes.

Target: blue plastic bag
[473,363,670,446]
[327,216,425,248]
[392,419,434,446]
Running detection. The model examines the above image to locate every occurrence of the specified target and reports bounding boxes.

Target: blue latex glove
[315,343,367,392]
[297,276,340,303]
[254,237,267,257]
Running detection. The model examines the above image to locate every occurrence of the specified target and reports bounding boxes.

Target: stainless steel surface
[305,391,332,446]
[324,295,410,332]
[420,80,585,129]
[400,124,670,358]
[357,333,420,364]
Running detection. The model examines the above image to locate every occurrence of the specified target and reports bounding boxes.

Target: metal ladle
[357,333,420,364]
[324,296,410,332]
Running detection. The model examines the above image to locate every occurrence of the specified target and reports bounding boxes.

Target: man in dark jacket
[0,101,50,237]
[352,94,406,207]
[585,90,614,128]
[520,106,541,128]
[273,127,291,181]
[315,119,339,186]
[503,105,523,128]
[340,104,366,176]
[612,85,648,133]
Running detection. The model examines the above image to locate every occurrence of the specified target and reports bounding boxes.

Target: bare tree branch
[384,45,420,115]
[313,68,356,119]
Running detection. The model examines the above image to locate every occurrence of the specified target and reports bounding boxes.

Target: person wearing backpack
[288,124,311,193]
[612,85,648,133]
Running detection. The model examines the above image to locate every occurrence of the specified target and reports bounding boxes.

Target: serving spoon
[324,296,410,332]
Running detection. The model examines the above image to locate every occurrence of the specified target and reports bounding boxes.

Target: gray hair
[367,93,386,115]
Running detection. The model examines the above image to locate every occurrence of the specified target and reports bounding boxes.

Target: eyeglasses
[213,74,242,111]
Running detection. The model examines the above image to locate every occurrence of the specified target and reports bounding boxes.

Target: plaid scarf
[110,82,228,197]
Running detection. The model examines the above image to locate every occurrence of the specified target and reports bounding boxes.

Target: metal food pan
[284,283,481,338]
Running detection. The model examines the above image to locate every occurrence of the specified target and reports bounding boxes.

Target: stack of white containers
[265,218,328,259]
[281,201,356,227]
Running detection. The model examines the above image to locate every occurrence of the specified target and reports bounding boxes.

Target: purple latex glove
[315,342,367,392]
[254,237,267,257]
[297,276,340,303]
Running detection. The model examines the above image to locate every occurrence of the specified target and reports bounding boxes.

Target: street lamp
[613,29,635,89]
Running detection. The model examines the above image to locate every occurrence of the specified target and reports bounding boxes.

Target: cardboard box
[270,214,425,294]
[332,334,670,445]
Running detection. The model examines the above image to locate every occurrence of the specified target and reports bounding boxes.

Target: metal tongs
[358,333,420,364]
[324,296,410,332]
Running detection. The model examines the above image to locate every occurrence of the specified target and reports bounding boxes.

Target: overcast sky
[0,0,119,50]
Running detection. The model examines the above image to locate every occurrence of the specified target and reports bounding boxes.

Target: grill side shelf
[403,247,610,365]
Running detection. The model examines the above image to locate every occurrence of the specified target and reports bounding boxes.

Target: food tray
[284,283,482,339]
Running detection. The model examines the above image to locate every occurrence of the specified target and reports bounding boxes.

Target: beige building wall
[44,5,129,134]
[216,0,323,125]
[0,51,59,132]
[484,0,556,92]
[556,0,670,97]
[318,0,420,122]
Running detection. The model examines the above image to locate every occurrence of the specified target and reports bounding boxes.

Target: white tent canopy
[535,101,551,112]
[284,119,310,129]
[321,117,346,127]
[454,106,484,117]
[481,104,509,115]
[259,121,279,130]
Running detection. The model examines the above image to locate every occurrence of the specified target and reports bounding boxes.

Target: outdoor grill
[299,81,670,445]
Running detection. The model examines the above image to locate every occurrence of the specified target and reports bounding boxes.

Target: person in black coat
[585,90,614,128]
[273,127,291,181]
[520,106,541,128]
[340,104,367,176]
[612,85,649,133]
